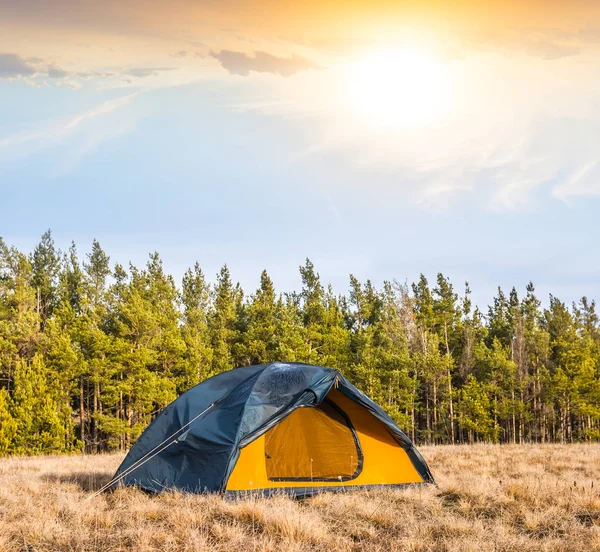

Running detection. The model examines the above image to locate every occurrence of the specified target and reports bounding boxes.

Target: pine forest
[1,230,599,455]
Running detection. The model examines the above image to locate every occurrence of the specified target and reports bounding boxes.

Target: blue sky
[1,1,599,308]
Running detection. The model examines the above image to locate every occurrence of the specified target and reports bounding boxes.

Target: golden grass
[1,444,599,551]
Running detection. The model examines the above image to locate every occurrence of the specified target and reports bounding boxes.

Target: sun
[347,49,453,129]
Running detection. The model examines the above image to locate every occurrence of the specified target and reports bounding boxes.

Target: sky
[1,0,599,308]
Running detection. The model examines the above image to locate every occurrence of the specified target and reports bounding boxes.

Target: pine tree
[458,283,486,383]
[487,287,513,348]
[433,273,459,444]
[481,339,519,443]
[11,355,66,453]
[181,263,213,387]
[31,230,60,326]
[145,252,186,382]
[84,240,111,314]
[241,270,278,365]
[42,307,80,452]
[0,248,40,390]
[458,375,497,443]
[209,265,237,374]
[272,294,306,362]
[319,285,351,372]
[0,388,17,455]
[0,238,17,392]
[348,276,383,399]
[521,282,549,441]
[299,259,327,363]
[373,281,413,430]
[73,240,112,450]
[412,274,446,443]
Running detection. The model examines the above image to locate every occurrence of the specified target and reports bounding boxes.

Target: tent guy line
[87,400,218,500]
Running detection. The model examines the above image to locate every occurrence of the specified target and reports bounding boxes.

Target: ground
[0,444,599,551]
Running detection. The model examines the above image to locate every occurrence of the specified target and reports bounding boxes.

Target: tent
[108,362,434,496]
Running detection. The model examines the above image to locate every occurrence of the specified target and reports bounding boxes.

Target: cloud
[523,40,580,60]
[0,92,139,175]
[210,50,319,77]
[0,53,36,78]
[553,161,600,201]
[577,28,600,44]
[0,52,185,89]
[472,28,586,60]
[125,67,176,78]
[0,54,74,81]
[47,65,70,78]
[515,31,583,60]
[0,93,137,148]
[65,93,137,130]
[169,49,205,59]
[417,182,473,211]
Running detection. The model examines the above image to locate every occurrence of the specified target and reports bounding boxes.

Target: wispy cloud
[125,67,176,78]
[416,182,473,211]
[553,161,600,201]
[65,93,138,130]
[0,93,139,163]
[210,50,319,77]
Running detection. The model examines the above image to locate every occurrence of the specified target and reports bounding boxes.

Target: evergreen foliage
[1,230,599,455]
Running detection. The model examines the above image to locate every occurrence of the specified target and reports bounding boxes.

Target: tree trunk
[119,388,124,450]
[426,390,431,444]
[444,322,455,445]
[93,380,99,453]
[519,390,524,444]
[433,380,438,444]
[511,388,516,444]
[79,376,85,448]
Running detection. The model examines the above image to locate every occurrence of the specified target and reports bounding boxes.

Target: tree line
[0,230,599,455]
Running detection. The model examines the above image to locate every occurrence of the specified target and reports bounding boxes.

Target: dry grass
[1,445,599,551]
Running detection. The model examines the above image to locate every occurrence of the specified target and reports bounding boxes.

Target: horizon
[2,229,595,313]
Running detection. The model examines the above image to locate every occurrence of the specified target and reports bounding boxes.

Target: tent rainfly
[108,362,434,496]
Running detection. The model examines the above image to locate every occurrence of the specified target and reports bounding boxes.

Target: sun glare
[347,50,453,129]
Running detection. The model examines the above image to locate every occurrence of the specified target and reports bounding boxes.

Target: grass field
[1,444,599,551]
